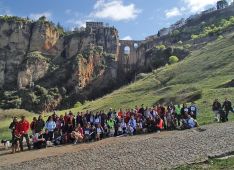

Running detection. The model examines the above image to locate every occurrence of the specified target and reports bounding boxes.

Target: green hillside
[66,32,234,125]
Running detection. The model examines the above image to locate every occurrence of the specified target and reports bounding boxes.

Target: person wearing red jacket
[18,116,31,151]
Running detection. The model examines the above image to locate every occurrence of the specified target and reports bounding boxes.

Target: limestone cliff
[0,16,120,112]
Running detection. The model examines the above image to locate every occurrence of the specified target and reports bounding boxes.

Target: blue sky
[0,0,233,40]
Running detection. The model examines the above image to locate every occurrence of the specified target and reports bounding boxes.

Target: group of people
[212,98,233,122]
[9,102,201,153]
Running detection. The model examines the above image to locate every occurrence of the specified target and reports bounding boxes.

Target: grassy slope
[64,33,234,124]
[1,34,234,140]
[175,157,234,170]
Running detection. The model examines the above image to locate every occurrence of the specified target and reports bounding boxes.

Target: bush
[155,44,166,50]
[217,35,224,40]
[34,85,48,96]
[169,56,179,64]
[178,41,183,45]
[184,44,192,49]
[136,73,148,80]
[74,101,83,108]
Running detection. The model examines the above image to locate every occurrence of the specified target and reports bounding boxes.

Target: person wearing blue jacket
[128,116,136,135]
[45,116,56,141]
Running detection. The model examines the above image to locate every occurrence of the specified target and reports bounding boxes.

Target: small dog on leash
[1,140,11,150]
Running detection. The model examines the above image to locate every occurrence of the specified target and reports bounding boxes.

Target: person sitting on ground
[71,124,84,144]
[33,130,46,149]
[181,114,197,129]
[136,117,143,134]
[96,123,104,141]
[53,128,62,145]
[43,129,50,142]
[84,123,92,142]
[155,115,163,132]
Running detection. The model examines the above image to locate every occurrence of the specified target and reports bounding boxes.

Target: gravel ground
[1,122,234,170]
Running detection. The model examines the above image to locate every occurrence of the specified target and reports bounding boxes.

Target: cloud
[165,7,182,18]
[92,0,141,21]
[67,19,86,28]
[65,9,72,15]
[0,2,12,16]
[182,0,217,12]
[29,11,52,20]
[122,36,132,40]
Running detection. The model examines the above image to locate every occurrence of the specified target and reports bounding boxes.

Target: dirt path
[0,122,234,170]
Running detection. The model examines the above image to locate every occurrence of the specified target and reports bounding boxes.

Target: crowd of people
[8,98,233,154]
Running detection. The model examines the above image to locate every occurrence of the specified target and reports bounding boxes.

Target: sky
[0,0,233,40]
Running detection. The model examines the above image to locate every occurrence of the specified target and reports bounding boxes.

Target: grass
[175,156,234,170]
[1,33,234,140]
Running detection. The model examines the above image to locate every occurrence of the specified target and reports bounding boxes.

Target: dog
[1,140,12,150]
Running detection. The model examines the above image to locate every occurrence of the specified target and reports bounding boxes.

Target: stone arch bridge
[117,40,143,66]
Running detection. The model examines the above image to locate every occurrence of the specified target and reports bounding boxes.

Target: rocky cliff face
[0,17,120,112]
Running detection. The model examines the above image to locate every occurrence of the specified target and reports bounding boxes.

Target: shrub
[178,41,183,45]
[136,73,148,80]
[184,44,192,49]
[169,56,179,64]
[172,30,180,36]
[74,101,83,108]
[155,44,166,50]
[217,35,224,40]
[34,85,48,96]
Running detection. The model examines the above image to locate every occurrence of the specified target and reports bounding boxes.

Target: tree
[38,16,46,22]
[169,56,179,64]
[172,29,180,36]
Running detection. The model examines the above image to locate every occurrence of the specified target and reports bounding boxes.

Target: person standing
[9,117,18,142]
[45,116,56,141]
[18,116,31,151]
[222,98,232,121]
[212,99,222,122]
[35,115,45,133]
[30,117,37,135]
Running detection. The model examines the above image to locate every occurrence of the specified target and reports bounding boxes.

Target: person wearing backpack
[222,98,232,121]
